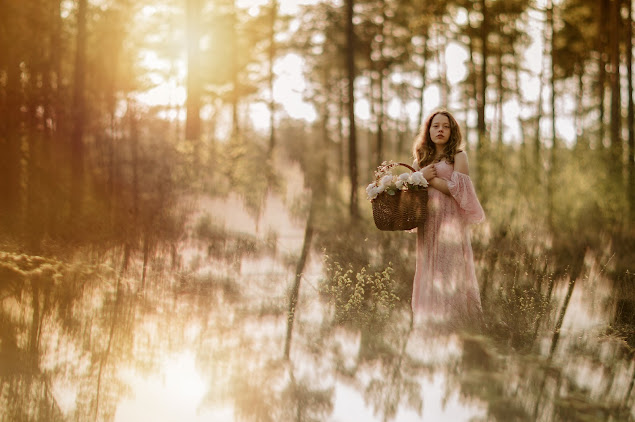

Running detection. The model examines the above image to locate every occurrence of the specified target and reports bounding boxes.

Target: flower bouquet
[367,161,429,231]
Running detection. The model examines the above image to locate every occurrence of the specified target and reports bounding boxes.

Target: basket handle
[396,162,417,172]
[378,162,417,173]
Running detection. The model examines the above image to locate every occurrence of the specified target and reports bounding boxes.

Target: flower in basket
[366,161,429,200]
[408,171,428,187]
[395,173,410,189]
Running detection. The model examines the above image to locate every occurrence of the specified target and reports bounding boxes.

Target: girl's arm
[446,152,485,223]
[429,177,451,195]
[428,152,469,195]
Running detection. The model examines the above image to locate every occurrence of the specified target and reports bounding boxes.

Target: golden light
[115,352,211,422]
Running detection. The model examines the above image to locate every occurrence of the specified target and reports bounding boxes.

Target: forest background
[1,0,635,409]
[1,0,635,419]
[2,0,633,294]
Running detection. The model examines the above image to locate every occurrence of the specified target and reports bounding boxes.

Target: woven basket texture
[372,189,427,231]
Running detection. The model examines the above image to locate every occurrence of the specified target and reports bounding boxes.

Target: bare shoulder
[454,151,469,174]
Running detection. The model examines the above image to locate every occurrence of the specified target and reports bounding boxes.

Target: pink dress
[412,160,485,324]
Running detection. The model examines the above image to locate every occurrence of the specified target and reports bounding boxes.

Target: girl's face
[429,114,451,149]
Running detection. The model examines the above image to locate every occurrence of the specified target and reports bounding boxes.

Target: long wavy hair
[412,109,463,168]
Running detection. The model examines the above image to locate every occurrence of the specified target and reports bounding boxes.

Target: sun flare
[115,352,209,422]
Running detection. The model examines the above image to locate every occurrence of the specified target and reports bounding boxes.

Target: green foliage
[320,261,399,329]
[208,135,282,219]
[489,281,551,350]
[193,213,277,263]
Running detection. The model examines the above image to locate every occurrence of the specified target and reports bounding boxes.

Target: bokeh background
[0,0,634,421]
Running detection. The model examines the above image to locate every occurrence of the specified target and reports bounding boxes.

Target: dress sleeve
[447,171,485,224]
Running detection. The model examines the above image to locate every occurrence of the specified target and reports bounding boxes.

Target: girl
[412,109,485,325]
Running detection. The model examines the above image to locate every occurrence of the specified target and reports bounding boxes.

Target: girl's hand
[421,164,436,181]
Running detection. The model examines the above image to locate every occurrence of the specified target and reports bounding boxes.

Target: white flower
[408,171,428,187]
[368,163,428,201]
[396,172,411,190]
[379,175,394,188]
[366,183,383,200]
[366,183,376,196]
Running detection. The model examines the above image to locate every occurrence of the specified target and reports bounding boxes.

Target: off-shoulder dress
[411,160,485,324]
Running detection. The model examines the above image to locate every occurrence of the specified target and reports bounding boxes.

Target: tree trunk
[376,69,385,167]
[373,1,386,167]
[467,14,477,146]
[437,24,448,106]
[477,0,488,146]
[608,0,621,168]
[627,0,634,223]
[70,0,87,224]
[598,0,609,147]
[94,275,123,420]
[185,0,202,146]
[284,200,315,359]
[475,0,489,190]
[231,0,240,138]
[140,231,150,292]
[26,4,46,249]
[535,45,544,170]
[346,0,358,218]
[0,9,23,228]
[549,277,576,357]
[338,80,345,178]
[396,83,409,157]
[49,0,64,234]
[129,103,139,224]
[574,65,585,149]
[496,47,503,146]
[318,64,331,198]
[417,37,428,130]
[547,0,556,231]
[267,0,278,158]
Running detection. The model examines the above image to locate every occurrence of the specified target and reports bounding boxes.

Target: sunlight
[162,352,207,402]
[273,53,317,121]
[237,0,319,15]
[136,49,186,107]
[130,0,577,145]
[115,352,209,422]
[446,42,468,84]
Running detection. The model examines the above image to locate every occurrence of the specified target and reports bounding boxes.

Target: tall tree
[230,0,240,137]
[477,0,489,155]
[185,0,202,143]
[267,0,278,158]
[361,0,414,165]
[547,0,557,230]
[627,0,635,222]
[346,0,359,218]
[0,1,25,227]
[598,0,609,147]
[608,0,621,166]
[70,0,88,222]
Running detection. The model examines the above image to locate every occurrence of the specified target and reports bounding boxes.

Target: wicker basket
[371,163,428,231]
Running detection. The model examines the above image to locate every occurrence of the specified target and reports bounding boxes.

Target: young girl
[412,109,485,325]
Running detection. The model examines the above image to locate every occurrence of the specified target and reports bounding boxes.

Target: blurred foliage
[320,261,399,329]
[1,1,634,421]
[193,212,277,263]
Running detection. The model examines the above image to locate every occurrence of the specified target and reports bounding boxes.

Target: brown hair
[412,109,463,168]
